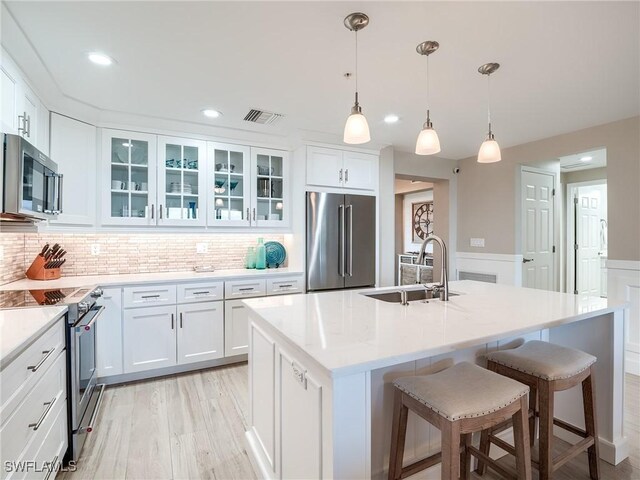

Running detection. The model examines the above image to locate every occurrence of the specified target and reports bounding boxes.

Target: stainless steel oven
[1,132,63,221]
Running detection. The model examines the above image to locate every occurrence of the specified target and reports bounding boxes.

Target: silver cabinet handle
[278,284,293,288]
[159,204,163,219]
[238,287,254,292]
[18,112,28,136]
[27,348,56,372]
[179,312,183,328]
[151,204,155,220]
[338,204,345,277]
[171,313,175,329]
[346,204,353,276]
[523,258,534,263]
[25,114,31,137]
[246,207,250,223]
[192,291,211,295]
[29,397,56,430]
[339,169,343,183]
[252,208,256,221]
[141,294,160,299]
[345,169,349,183]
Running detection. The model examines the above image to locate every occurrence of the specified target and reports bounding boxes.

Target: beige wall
[561,167,607,185]
[457,116,639,261]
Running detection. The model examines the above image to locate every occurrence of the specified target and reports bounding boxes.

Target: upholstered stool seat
[388,362,532,480]
[477,341,600,480]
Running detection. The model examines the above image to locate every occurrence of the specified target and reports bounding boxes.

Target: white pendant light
[477,62,501,163]
[343,13,371,144]
[415,41,441,155]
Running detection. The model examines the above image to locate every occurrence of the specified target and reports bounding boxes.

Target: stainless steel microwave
[1,133,63,221]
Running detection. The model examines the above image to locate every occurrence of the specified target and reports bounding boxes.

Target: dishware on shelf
[188,201,197,219]
[140,182,148,191]
[257,165,273,175]
[230,181,239,192]
[215,163,235,172]
[111,180,124,190]
[229,210,243,220]
[258,178,270,197]
[269,213,281,221]
[257,214,266,220]
[166,158,175,168]
[214,179,226,194]
[264,241,287,268]
[187,160,198,169]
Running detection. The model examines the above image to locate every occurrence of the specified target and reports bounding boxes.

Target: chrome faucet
[416,234,449,301]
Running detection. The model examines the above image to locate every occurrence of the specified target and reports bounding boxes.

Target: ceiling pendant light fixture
[477,62,502,163]
[343,12,371,144]
[415,41,441,155]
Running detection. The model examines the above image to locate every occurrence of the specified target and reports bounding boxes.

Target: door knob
[523,258,534,263]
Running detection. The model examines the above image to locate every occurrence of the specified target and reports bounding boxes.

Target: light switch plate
[196,242,208,254]
[470,238,485,248]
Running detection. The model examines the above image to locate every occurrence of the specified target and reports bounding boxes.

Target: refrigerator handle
[346,204,353,276]
[338,204,345,277]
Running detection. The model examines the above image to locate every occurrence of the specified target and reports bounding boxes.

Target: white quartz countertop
[0,306,67,370]
[0,268,303,291]
[243,280,627,377]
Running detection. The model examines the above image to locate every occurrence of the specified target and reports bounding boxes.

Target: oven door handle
[76,383,105,434]
[76,305,105,334]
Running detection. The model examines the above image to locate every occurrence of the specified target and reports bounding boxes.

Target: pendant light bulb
[415,41,441,155]
[477,62,501,163]
[343,13,370,145]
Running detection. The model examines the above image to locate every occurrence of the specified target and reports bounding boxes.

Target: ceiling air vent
[243,109,284,125]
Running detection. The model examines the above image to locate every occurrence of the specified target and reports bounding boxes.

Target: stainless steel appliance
[306,191,376,291]
[1,133,63,221]
[0,286,106,463]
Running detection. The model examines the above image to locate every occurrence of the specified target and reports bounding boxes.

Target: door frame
[565,179,608,295]
[519,165,559,291]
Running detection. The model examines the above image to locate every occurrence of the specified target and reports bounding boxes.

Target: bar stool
[388,361,532,480]
[479,341,599,480]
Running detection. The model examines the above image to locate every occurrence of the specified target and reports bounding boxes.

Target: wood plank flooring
[60,366,639,480]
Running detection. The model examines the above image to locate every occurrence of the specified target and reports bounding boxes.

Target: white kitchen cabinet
[177,301,224,365]
[96,288,123,378]
[49,113,97,225]
[158,136,207,226]
[251,148,290,227]
[208,141,252,226]
[101,128,158,226]
[306,146,378,191]
[123,283,177,308]
[0,60,19,135]
[279,349,323,479]
[123,305,177,373]
[224,299,250,356]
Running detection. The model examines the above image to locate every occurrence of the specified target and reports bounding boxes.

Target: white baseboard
[245,428,274,480]
[455,252,523,286]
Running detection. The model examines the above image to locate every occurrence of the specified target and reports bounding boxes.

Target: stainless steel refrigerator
[306,191,376,291]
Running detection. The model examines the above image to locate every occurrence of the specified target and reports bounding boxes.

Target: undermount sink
[364,289,459,303]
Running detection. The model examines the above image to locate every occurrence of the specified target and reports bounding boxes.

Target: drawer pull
[238,287,255,292]
[29,396,57,430]
[141,294,161,299]
[180,312,183,328]
[192,291,211,295]
[27,348,56,372]
[278,284,293,288]
[171,313,175,330]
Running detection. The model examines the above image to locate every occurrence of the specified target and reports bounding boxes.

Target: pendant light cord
[487,74,492,134]
[355,30,359,103]
[426,55,430,115]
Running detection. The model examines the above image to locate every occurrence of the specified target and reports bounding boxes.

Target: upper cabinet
[252,147,289,227]
[306,146,377,191]
[208,142,252,226]
[158,136,207,226]
[1,49,49,154]
[49,113,97,226]
[101,129,158,226]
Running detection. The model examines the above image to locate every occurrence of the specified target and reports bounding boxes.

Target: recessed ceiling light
[88,52,114,66]
[384,114,400,124]
[202,109,222,119]
[580,156,593,162]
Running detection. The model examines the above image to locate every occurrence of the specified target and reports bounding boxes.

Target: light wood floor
[60,366,639,480]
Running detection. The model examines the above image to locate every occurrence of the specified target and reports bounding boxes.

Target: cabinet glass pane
[255,153,284,222]
[163,143,201,221]
[110,137,150,218]
[212,148,247,222]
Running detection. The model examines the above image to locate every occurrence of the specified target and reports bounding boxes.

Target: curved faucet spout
[416,234,449,301]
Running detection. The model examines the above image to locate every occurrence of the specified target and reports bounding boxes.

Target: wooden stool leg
[539,380,554,480]
[475,428,490,475]
[513,395,532,480]
[388,389,409,480]
[460,433,473,480]
[441,420,461,480]
[529,385,537,447]
[582,367,601,480]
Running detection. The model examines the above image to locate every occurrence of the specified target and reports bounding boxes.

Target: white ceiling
[3,1,639,159]
[559,148,607,172]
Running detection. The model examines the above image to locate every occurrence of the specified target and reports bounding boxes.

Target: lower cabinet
[224,299,250,357]
[177,302,224,365]
[96,288,123,378]
[124,305,177,373]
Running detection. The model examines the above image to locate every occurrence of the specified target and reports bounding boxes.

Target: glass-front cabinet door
[158,137,206,226]
[101,129,157,225]
[251,148,289,227]
[207,142,251,226]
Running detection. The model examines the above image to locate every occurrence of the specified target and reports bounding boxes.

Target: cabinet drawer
[123,284,176,308]
[0,320,64,425]
[0,352,66,474]
[266,276,304,296]
[9,394,67,480]
[177,282,223,304]
[224,279,266,299]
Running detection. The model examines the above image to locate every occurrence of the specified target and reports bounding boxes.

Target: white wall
[402,190,433,253]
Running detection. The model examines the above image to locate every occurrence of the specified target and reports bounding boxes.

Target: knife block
[26,255,61,281]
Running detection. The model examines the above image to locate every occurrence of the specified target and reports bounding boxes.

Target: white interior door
[575,184,606,296]
[521,169,555,290]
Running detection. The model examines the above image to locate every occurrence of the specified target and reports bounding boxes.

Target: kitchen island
[243,281,628,479]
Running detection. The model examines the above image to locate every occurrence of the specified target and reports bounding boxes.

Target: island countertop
[243,280,627,377]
